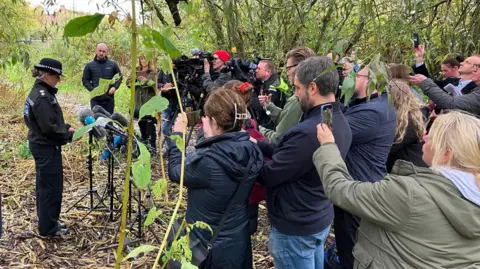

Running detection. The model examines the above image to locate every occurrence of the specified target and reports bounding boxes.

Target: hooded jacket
[167,131,263,269]
[314,143,480,269]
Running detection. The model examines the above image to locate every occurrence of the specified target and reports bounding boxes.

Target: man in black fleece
[253,56,352,269]
[82,43,122,114]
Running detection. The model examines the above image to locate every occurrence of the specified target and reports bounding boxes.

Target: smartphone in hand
[320,104,333,130]
[186,111,202,127]
[413,32,420,48]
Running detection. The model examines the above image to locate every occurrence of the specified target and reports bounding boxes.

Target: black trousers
[29,142,64,236]
[138,116,157,151]
[91,97,114,115]
[334,205,360,269]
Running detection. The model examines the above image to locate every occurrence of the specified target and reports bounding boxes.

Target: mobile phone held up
[320,104,333,130]
[186,110,202,127]
[413,32,420,48]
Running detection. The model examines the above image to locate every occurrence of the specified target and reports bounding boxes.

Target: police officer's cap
[34,58,64,76]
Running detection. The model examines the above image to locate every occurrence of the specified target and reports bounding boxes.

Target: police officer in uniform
[24,58,75,236]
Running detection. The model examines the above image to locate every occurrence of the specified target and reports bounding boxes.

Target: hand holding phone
[186,111,202,127]
[413,32,420,48]
[320,104,333,131]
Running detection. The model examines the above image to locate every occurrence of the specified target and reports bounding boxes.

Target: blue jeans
[161,100,178,136]
[269,225,331,269]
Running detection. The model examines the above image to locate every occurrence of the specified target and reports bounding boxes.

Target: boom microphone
[112,112,129,127]
[92,105,112,118]
[95,113,126,137]
[78,109,106,139]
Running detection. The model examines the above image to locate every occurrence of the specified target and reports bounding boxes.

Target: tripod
[97,149,163,251]
[97,133,123,239]
[66,132,108,218]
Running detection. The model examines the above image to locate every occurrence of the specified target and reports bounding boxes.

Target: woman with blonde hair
[313,110,480,268]
[386,80,428,172]
[388,63,424,102]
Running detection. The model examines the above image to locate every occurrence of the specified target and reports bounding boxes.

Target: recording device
[186,111,202,127]
[93,105,112,118]
[320,104,333,130]
[111,112,129,127]
[100,135,127,160]
[78,109,107,139]
[413,32,420,48]
[225,58,258,82]
[94,113,127,137]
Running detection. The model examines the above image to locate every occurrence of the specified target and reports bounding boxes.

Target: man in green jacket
[259,46,316,142]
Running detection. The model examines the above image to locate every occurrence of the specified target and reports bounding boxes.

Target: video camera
[173,52,214,78]
[225,58,258,83]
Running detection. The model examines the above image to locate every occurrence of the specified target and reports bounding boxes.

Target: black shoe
[53,228,69,236]
[57,220,66,229]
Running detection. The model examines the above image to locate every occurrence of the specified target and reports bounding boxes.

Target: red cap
[214,50,230,63]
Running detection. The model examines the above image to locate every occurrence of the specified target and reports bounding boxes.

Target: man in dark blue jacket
[332,67,396,269]
[82,43,122,114]
[254,56,352,269]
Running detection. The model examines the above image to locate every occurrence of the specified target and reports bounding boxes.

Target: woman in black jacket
[167,87,263,269]
[386,80,428,172]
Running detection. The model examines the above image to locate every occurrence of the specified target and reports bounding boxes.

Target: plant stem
[114,0,137,268]
[152,53,169,203]
[152,60,186,269]
[159,219,186,269]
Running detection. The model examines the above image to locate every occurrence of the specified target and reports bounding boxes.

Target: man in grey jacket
[410,55,480,115]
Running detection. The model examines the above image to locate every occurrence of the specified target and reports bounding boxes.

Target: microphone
[100,135,127,160]
[95,113,126,137]
[92,105,112,118]
[94,111,110,120]
[112,112,129,127]
[78,109,106,139]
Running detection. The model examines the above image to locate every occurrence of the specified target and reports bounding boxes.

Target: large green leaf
[140,26,181,59]
[122,245,158,261]
[72,117,111,141]
[333,39,348,59]
[151,179,167,200]
[144,206,163,227]
[90,73,122,99]
[139,95,169,119]
[132,142,151,189]
[158,56,172,74]
[341,70,356,105]
[170,134,185,153]
[64,13,105,37]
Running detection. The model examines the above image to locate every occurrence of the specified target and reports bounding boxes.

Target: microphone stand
[66,132,109,218]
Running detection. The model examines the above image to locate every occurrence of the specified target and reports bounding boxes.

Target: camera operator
[202,50,233,92]
[24,58,75,236]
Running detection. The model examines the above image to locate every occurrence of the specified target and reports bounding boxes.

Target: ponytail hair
[223,80,254,104]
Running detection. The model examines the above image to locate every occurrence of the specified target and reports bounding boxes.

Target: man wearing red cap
[202,50,233,92]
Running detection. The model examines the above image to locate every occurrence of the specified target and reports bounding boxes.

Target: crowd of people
[23,41,480,269]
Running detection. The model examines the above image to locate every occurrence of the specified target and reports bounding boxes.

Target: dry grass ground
[0,82,277,268]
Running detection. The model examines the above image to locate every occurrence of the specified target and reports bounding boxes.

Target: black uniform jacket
[24,79,72,146]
